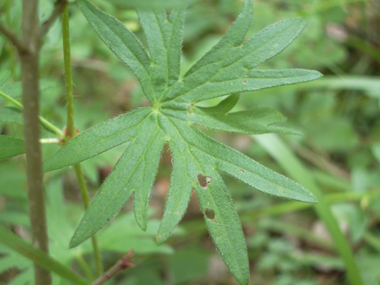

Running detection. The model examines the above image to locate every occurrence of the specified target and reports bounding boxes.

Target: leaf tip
[155,234,165,245]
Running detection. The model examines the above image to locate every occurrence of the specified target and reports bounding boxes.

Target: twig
[90,251,135,285]
[40,0,67,39]
[0,22,28,54]
[21,0,52,283]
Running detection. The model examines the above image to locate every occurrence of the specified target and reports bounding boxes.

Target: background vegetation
[0,0,379,284]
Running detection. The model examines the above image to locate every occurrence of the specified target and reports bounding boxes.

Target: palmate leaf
[44,0,322,284]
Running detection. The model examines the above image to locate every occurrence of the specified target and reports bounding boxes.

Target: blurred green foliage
[1,0,380,284]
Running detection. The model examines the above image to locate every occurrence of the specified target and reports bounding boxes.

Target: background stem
[21,0,52,284]
[61,3,103,276]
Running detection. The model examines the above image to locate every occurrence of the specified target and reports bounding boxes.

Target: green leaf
[77,0,155,103]
[199,94,240,114]
[161,0,254,102]
[170,69,322,103]
[111,0,197,9]
[160,115,316,203]
[0,136,25,159]
[43,108,152,172]
[0,226,89,285]
[157,113,249,285]
[0,107,23,124]
[162,105,301,135]
[54,1,323,284]
[69,115,165,248]
[156,140,194,244]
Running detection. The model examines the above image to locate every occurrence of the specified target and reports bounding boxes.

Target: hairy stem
[21,0,52,284]
[61,3,103,276]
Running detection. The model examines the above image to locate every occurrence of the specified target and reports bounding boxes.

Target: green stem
[74,164,103,276]
[61,3,103,277]
[0,225,89,285]
[62,3,75,139]
[77,254,95,281]
[0,90,65,138]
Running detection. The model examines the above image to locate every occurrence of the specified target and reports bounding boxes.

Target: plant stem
[62,3,75,139]
[90,251,134,285]
[74,163,103,276]
[77,254,95,281]
[0,226,89,285]
[0,90,65,138]
[61,3,103,276]
[20,0,52,284]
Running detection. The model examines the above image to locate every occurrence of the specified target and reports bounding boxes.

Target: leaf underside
[45,0,322,284]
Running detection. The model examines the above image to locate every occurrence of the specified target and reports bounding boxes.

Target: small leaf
[111,0,197,9]
[199,94,240,114]
[77,0,155,103]
[156,140,193,244]
[163,106,301,135]
[0,136,25,159]
[161,0,254,102]
[70,115,164,248]
[175,69,322,103]
[0,107,23,124]
[43,108,152,172]
[194,170,249,285]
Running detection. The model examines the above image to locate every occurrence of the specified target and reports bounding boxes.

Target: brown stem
[90,250,135,285]
[21,0,52,284]
[0,21,28,54]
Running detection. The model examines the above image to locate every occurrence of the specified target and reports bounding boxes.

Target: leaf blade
[0,107,23,124]
[178,69,322,103]
[162,106,301,135]
[43,108,152,172]
[70,115,164,247]
[194,170,249,285]
[77,0,155,103]
[0,136,25,159]
[158,114,249,284]
[164,118,317,203]
[156,140,193,244]
[138,9,169,97]
[160,0,254,102]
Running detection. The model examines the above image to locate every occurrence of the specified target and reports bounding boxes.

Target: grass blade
[254,134,363,285]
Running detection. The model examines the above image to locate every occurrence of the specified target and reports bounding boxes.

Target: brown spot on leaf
[205,208,215,219]
[239,169,245,173]
[242,80,248,84]
[197,174,212,189]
